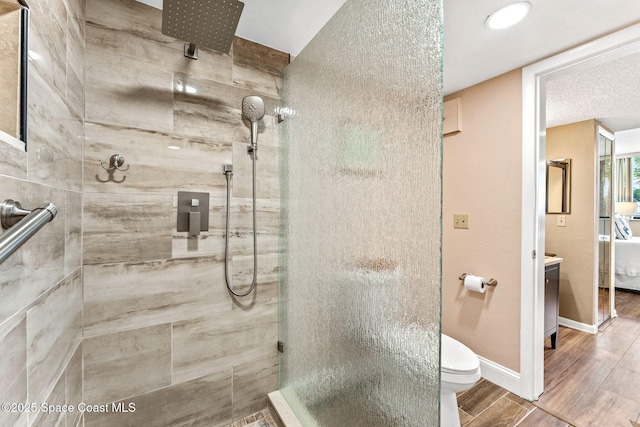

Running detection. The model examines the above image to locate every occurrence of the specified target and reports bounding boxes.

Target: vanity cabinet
[544,264,560,349]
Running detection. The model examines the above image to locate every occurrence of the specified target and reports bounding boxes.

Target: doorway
[521,23,640,401]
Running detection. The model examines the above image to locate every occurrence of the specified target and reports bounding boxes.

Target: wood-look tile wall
[0,0,84,426]
[82,1,286,426]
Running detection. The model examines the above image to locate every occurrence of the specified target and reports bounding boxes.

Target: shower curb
[267,391,303,427]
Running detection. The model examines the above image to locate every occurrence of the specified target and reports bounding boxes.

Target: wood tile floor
[458,289,640,427]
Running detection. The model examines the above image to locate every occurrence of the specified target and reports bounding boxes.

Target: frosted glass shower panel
[278,0,443,425]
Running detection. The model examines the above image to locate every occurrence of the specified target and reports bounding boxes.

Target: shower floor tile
[225,409,277,427]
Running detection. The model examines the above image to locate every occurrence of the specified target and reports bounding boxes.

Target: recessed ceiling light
[485,1,532,30]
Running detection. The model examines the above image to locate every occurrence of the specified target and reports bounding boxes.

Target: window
[616,156,640,217]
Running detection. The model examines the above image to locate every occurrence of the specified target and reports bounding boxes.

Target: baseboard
[478,356,521,396]
[558,316,598,334]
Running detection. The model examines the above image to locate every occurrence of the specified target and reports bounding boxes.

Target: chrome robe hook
[101,154,130,172]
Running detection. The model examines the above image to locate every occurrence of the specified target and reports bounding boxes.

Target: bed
[615,236,640,291]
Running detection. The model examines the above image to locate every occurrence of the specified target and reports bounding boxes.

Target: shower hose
[223,153,258,297]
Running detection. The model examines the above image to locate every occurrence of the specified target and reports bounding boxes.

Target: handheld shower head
[242,96,265,145]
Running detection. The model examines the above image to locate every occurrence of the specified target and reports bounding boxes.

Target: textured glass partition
[278,0,443,425]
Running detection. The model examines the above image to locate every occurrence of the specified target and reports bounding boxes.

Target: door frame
[520,23,640,401]
[596,125,616,327]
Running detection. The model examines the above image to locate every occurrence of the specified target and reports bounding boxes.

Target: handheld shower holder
[247,144,258,160]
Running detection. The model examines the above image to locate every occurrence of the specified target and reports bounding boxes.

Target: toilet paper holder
[459,273,498,287]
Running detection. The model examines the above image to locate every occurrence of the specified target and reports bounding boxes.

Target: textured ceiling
[546,52,640,132]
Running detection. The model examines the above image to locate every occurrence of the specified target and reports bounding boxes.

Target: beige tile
[28,0,68,95]
[28,68,83,192]
[65,192,82,275]
[86,0,169,45]
[65,0,85,119]
[0,11,20,139]
[232,64,281,99]
[63,0,85,45]
[232,139,279,200]
[84,257,232,337]
[86,21,233,85]
[172,303,278,383]
[66,7,84,82]
[84,369,232,427]
[31,364,66,427]
[172,73,279,144]
[66,343,83,427]
[0,178,66,324]
[232,38,289,77]
[229,252,279,309]
[0,137,26,179]
[172,196,279,259]
[0,313,28,427]
[85,47,174,133]
[83,324,171,404]
[83,122,231,196]
[232,355,278,420]
[66,64,84,121]
[27,270,82,405]
[83,193,173,265]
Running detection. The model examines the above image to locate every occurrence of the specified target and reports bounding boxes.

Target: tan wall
[81,1,286,425]
[0,0,85,425]
[443,69,523,372]
[546,120,598,326]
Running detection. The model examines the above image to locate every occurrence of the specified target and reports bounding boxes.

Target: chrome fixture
[100,154,129,172]
[458,273,498,287]
[0,199,57,264]
[176,191,210,237]
[161,0,245,57]
[222,95,264,297]
[242,95,265,160]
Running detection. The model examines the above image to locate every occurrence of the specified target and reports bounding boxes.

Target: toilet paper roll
[464,274,486,293]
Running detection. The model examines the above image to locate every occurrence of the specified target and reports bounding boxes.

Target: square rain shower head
[162,0,245,55]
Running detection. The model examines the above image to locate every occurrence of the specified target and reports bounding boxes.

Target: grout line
[464,391,510,423]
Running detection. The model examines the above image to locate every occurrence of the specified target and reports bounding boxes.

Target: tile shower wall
[0,0,84,427]
[82,0,286,425]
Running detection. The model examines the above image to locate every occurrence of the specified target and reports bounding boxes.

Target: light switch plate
[556,215,566,227]
[454,213,469,229]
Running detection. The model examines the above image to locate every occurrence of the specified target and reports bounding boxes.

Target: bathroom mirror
[0,0,28,148]
[546,159,571,214]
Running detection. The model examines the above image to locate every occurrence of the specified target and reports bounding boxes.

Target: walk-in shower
[222,95,265,297]
[277,0,442,424]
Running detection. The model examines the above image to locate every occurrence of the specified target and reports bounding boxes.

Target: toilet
[441,334,481,427]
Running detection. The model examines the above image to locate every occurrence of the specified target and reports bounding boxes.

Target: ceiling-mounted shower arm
[161,0,245,55]
[184,43,198,60]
